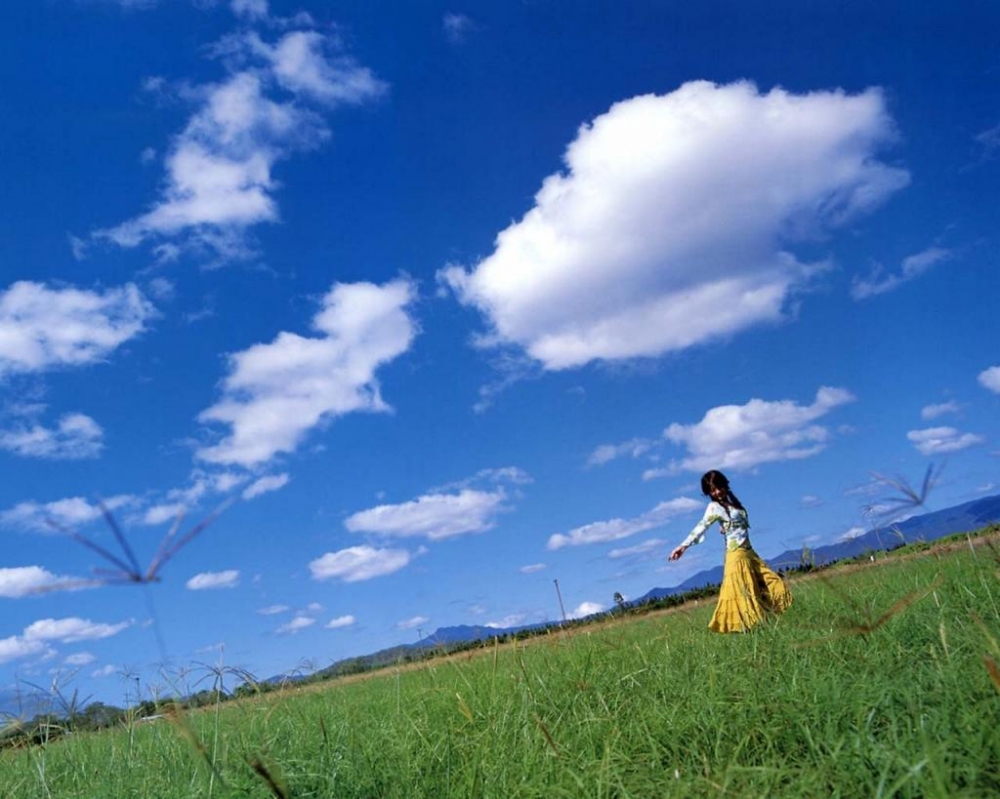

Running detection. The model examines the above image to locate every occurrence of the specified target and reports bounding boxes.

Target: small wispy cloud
[256,604,289,616]
[276,616,315,634]
[396,615,428,631]
[346,467,526,541]
[837,526,867,542]
[0,494,136,533]
[978,365,1000,394]
[24,617,132,644]
[851,246,951,300]
[568,601,604,620]
[443,12,477,44]
[0,413,104,460]
[519,563,546,574]
[973,122,1000,163]
[906,427,984,455]
[548,497,700,550]
[586,438,654,467]
[138,470,246,525]
[606,539,665,559]
[325,615,355,630]
[486,614,526,629]
[921,401,961,420]
[309,545,411,583]
[186,570,240,590]
[144,277,174,301]
[94,0,158,10]
[346,489,507,541]
[91,664,118,678]
[242,473,289,500]
[431,466,533,493]
[0,637,50,665]
[231,0,268,20]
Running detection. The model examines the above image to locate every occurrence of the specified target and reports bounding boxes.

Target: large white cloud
[441,81,908,370]
[345,489,507,541]
[94,22,386,261]
[197,279,417,467]
[309,545,411,583]
[663,387,856,473]
[0,282,153,377]
[547,497,701,550]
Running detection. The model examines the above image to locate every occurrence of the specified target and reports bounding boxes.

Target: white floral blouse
[679,501,751,552]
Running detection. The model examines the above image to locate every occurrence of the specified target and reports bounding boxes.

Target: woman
[670,470,791,632]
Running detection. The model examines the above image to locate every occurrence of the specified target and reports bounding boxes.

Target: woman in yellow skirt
[669,470,791,632]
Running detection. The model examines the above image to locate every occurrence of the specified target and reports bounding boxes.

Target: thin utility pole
[553,579,567,624]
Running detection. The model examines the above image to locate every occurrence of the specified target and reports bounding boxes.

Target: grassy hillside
[2,531,998,798]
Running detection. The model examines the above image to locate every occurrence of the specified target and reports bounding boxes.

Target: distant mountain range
[281,494,1000,683]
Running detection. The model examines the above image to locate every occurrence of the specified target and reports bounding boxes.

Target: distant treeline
[2,524,994,751]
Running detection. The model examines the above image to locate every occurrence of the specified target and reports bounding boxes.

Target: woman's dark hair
[700,470,745,512]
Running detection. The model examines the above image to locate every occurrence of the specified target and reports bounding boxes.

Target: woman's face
[708,484,726,501]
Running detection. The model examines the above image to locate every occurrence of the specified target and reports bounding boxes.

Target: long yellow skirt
[709,546,792,633]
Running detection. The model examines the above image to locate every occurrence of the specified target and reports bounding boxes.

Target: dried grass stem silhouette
[39,498,234,593]
[796,574,943,647]
[863,463,943,521]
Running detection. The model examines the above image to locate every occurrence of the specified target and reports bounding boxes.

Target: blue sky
[1,0,998,707]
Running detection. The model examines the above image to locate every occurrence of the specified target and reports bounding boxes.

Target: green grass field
[3,534,999,798]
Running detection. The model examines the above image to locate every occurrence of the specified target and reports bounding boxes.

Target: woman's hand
[669,545,686,561]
